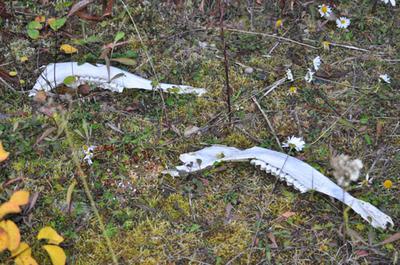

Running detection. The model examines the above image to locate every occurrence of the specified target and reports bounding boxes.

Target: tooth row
[250,159,308,193]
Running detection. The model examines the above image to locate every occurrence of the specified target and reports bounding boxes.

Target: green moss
[207,221,252,263]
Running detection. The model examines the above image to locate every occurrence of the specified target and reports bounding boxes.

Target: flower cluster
[318,4,350,29]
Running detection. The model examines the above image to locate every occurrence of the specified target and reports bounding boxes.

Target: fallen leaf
[9,191,30,206]
[0,220,21,251]
[0,202,21,219]
[354,249,369,257]
[15,255,39,265]
[280,211,296,219]
[66,180,77,213]
[43,245,66,265]
[0,228,8,252]
[0,141,10,162]
[67,0,95,17]
[60,44,78,54]
[110,57,136,66]
[37,227,64,245]
[8,71,17,77]
[377,232,400,246]
[267,232,278,248]
[11,242,31,258]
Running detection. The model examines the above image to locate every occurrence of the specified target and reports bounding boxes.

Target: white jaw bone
[164,145,394,229]
[29,62,206,96]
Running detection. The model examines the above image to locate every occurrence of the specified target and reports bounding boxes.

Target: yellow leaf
[0,228,9,252]
[0,220,21,251]
[20,56,29,63]
[20,80,26,85]
[9,191,30,206]
[43,245,66,265]
[60,44,78,54]
[0,141,10,162]
[0,202,21,220]
[11,242,31,258]
[9,71,17,77]
[34,16,45,23]
[37,227,64,245]
[15,255,39,265]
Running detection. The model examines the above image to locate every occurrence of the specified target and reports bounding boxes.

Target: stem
[63,115,119,265]
[219,0,232,123]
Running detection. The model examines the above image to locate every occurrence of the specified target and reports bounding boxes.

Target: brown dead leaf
[354,249,369,258]
[67,0,95,17]
[267,232,278,248]
[376,120,384,140]
[34,127,56,146]
[376,232,400,246]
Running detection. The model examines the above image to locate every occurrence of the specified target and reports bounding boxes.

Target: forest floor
[0,0,399,264]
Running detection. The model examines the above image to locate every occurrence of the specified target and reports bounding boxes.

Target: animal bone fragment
[164,145,394,229]
[29,62,206,96]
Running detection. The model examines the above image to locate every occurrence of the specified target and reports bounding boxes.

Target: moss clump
[161,193,190,220]
[207,221,252,263]
[224,132,253,148]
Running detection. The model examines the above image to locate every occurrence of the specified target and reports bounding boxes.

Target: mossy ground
[0,0,399,264]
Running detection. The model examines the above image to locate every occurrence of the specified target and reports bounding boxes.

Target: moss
[161,193,190,220]
[207,221,252,263]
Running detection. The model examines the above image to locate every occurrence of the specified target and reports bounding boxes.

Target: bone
[163,145,394,229]
[29,62,206,96]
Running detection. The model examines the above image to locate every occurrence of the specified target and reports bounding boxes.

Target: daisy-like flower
[318,4,333,18]
[83,145,96,166]
[282,136,305,152]
[313,56,321,71]
[304,68,315,83]
[336,17,350,29]
[286,69,294,82]
[379,74,391,83]
[381,0,396,6]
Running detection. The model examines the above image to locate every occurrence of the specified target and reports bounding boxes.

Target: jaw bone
[29,62,206,96]
[164,145,394,229]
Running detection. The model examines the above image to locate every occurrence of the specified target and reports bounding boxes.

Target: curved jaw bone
[164,145,394,229]
[29,62,206,96]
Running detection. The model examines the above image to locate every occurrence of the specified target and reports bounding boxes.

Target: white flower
[83,145,96,166]
[381,0,396,6]
[286,69,294,82]
[304,68,315,83]
[336,17,351,29]
[313,56,321,71]
[282,136,306,152]
[379,74,391,83]
[318,4,333,18]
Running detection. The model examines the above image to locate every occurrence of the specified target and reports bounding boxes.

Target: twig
[219,0,232,123]
[226,28,318,49]
[329,42,369,52]
[0,77,16,92]
[252,97,283,150]
[259,77,286,99]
